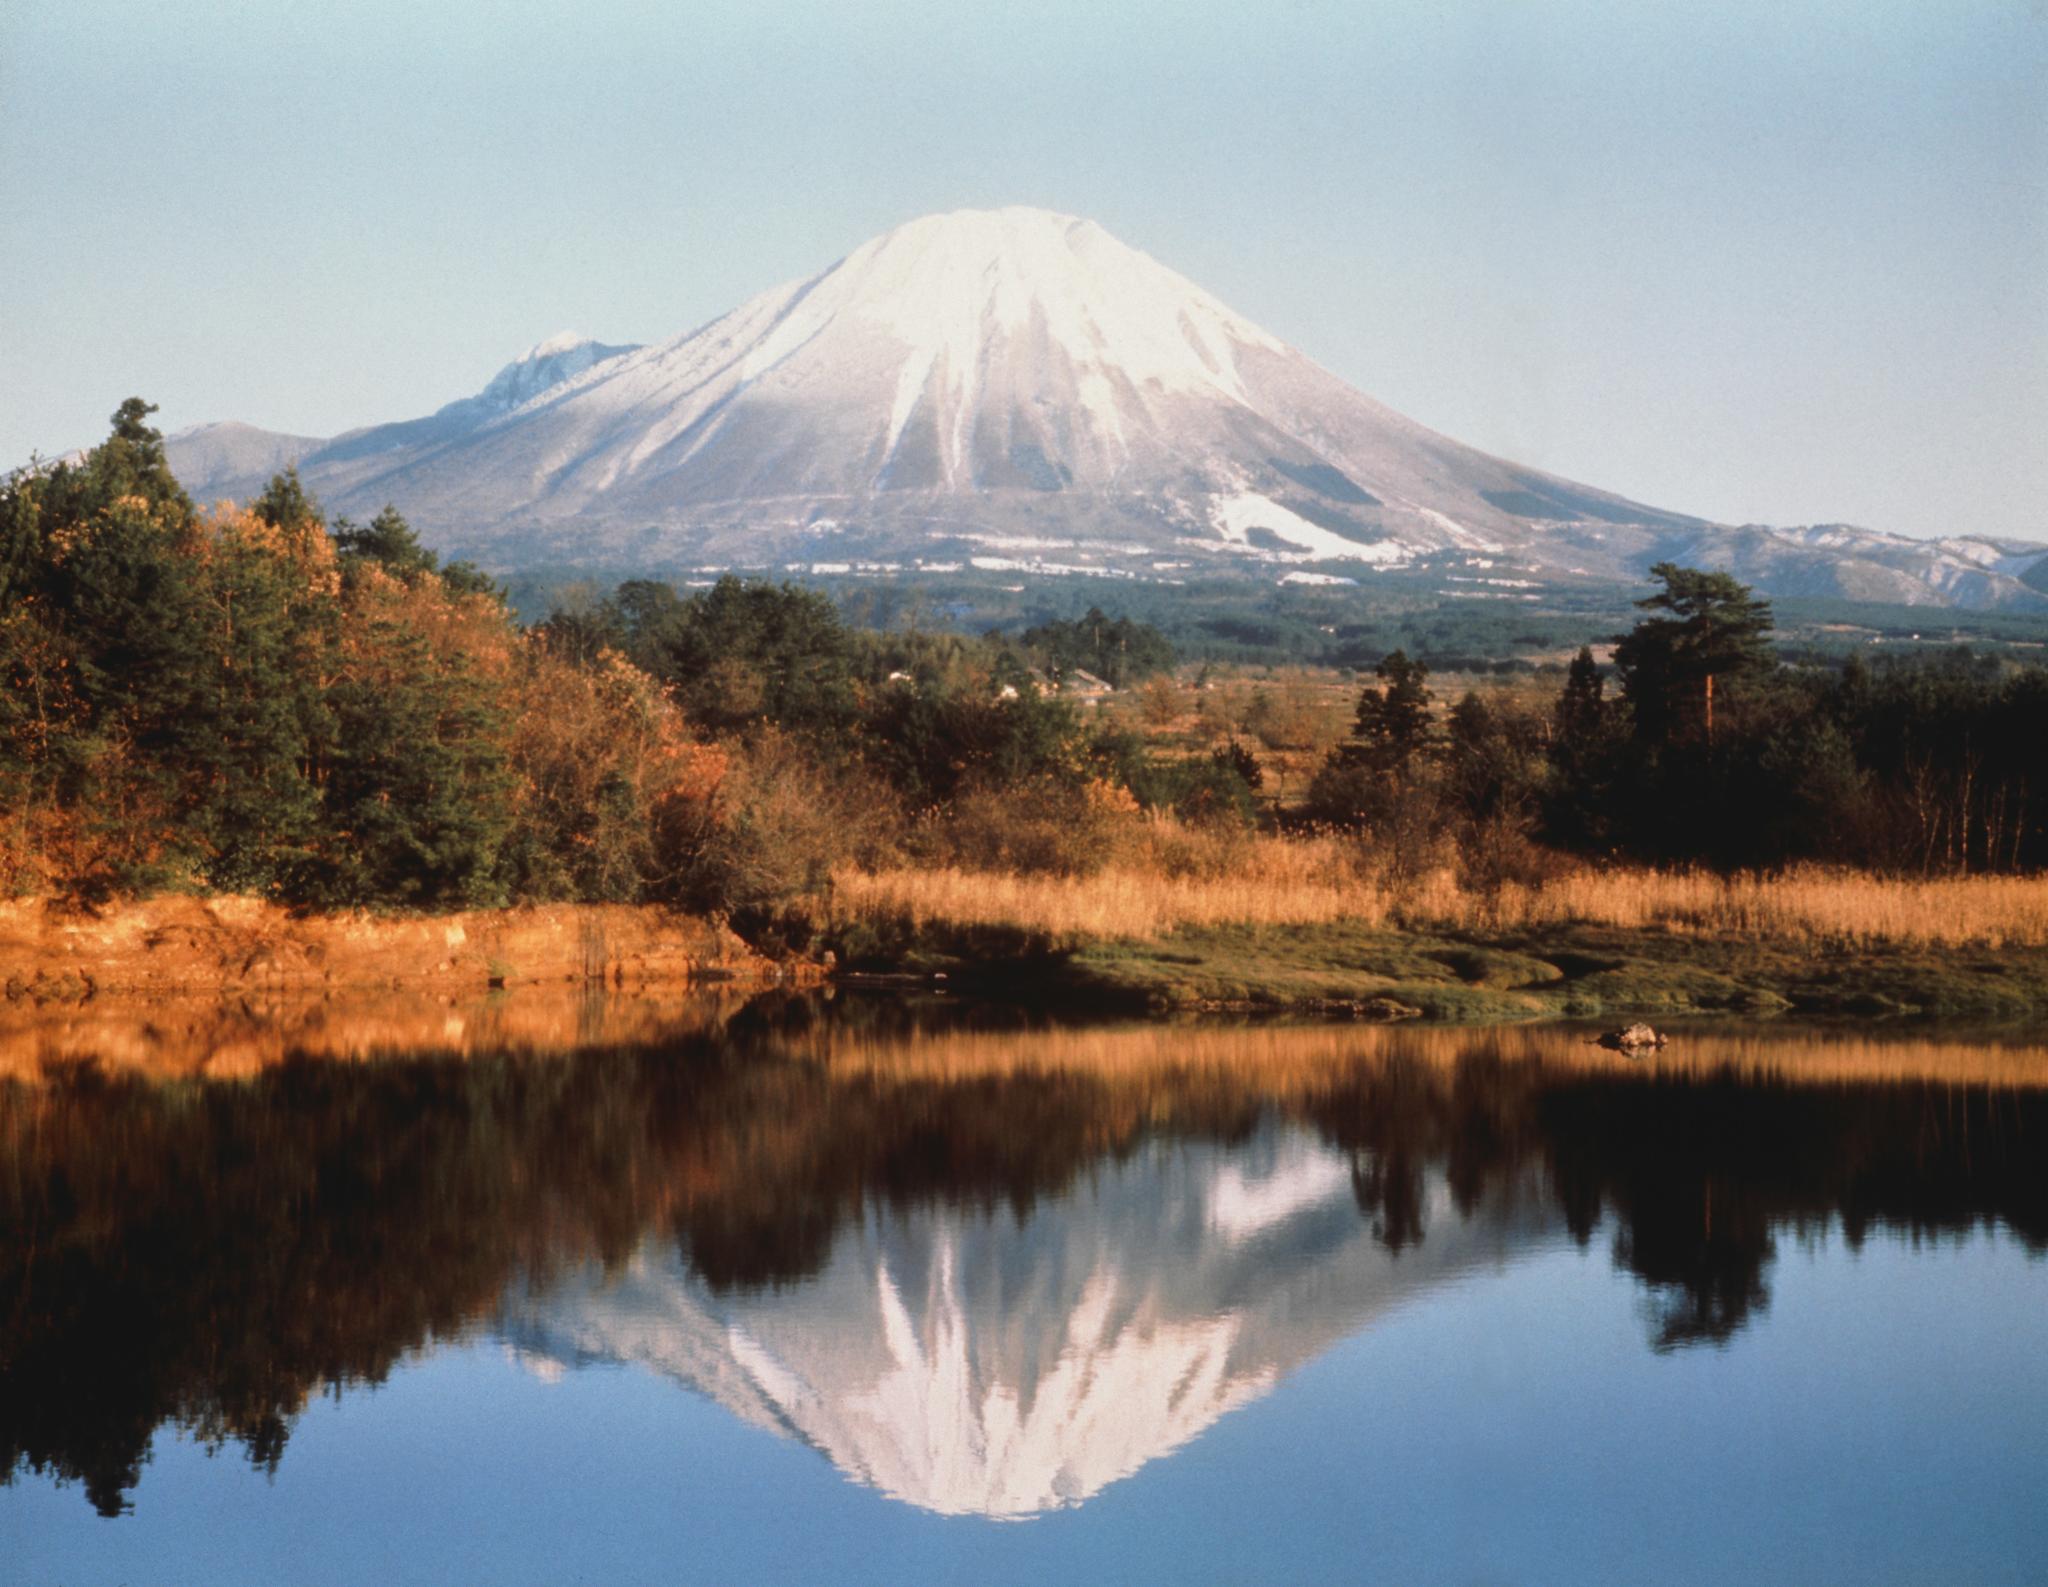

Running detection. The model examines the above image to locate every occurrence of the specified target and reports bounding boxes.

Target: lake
[3,991,2045,1585]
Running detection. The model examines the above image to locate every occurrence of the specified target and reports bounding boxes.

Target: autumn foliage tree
[0,402,718,908]
[499,639,726,903]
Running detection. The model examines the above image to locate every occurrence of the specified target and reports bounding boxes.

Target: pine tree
[1344,649,1435,775]
[306,611,512,907]
[180,505,332,892]
[334,505,439,582]
[251,467,320,537]
[1554,645,1606,749]
[15,401,211,886]
[1543,646,1629,853]
[1614,563,1774,747]
[1304,650,1440,831]
[644,576,858,739]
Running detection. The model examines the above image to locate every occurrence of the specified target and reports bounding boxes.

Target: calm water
[3,994,2045,1585]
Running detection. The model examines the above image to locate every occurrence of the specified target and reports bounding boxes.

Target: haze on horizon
[2,0,2043,542]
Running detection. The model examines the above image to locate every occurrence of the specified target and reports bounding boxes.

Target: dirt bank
[0,895,798,1002]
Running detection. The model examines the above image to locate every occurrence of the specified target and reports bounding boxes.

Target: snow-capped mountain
[161,207,2046,607]
[497,1126,1554,1518]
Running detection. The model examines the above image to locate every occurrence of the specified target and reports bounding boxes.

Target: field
[830,846,2048,1020]
[834,848,2048,950]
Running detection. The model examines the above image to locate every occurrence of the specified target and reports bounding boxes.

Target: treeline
[0,402,766,909]
[0,404,1213,931]
[6,406,2044,933]
[1305,564,2048,878]
[521,575,1245,921]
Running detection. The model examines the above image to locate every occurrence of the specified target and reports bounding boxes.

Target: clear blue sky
[3,0,2043,539]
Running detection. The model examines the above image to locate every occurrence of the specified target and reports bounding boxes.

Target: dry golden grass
[1478,866,2048,949]
[833,832,1377,938]
[832,837,2048,950]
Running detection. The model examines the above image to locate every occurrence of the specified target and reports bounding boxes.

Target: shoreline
[0,895,801,1003]
[8,893,2048,1033]
[5,979,2048,1094]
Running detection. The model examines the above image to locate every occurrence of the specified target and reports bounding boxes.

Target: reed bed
[1471,867,2048,949]
[832,841,2048,950]
[832,835,1375,939]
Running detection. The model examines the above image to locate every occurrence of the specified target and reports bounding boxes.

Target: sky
[2,0,2043,540]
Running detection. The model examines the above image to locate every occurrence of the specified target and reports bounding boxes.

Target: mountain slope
[161,208,2047,607]
[166,332,639,508]
[161,420,323,504]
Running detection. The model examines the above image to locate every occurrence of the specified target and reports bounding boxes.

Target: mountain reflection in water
[2,991,2044,1520]
[500,1131,1546,1517]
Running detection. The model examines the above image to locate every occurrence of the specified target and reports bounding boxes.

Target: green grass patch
[854,915,2048,1025]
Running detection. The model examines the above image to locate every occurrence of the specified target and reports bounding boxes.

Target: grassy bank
[829,856,2048,1019]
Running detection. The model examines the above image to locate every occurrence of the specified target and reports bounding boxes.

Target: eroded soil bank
[0,896,795,1003]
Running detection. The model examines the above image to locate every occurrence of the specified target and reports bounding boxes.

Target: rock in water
[1595,1022,1667,1051]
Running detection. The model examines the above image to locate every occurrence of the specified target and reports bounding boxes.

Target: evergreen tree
[330,503,500,601]
[1613,564,1774,747]
[94,398,196,516]
[1344,649,1435,775]
[1554,646,1607,750]
[1544,645,1626,852]
[532,605,626,667]
[251,466,320,536]
[334,505,439,582]
[181,509,331,891]
[305,615,512,907]
[860,675,1085,807]
[607,579,688,664]
[1213,739,1263,793]
[1445,691,1546,823]
[0,461,44,608]
[1020,607,1174,688]
[8,401,212,887]
[1304,650,1440,831]
[639,576,858,739]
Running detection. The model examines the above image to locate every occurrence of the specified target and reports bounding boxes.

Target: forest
[4,403,2046,952]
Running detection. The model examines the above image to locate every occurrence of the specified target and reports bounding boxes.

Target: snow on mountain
[303,333,641,476]
[475,332,633,413]
[497,1127,1553,1518]
[1209,492,1408,563]
[162,333,640,506]
[170,207,1697,571]
[157,208,2046,608]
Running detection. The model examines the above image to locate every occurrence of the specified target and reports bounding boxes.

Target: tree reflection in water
[2,992,2044,1514]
